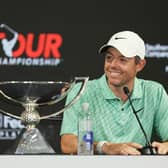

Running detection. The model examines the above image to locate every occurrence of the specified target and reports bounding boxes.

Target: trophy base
[15,127,55,154]
[139,146,157,155]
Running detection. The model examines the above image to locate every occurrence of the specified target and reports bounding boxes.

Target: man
[60,31,168,155]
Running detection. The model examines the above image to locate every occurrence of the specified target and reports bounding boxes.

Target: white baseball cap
[99,31,145,59]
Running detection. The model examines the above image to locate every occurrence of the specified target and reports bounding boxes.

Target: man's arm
[60,134,142,155]
[152,141,168,154]
[61,134,78,154]
[99,142,142,155]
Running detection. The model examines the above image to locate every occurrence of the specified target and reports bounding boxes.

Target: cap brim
[98,45,111,54]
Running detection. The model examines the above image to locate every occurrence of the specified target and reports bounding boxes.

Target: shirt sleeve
[154,85,168,141]
[59,82,84,136]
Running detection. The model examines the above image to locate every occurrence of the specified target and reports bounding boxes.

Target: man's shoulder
[71,76,101,93]
[76,75,103,86]
[138,78,165,91]
[87,75,105,88]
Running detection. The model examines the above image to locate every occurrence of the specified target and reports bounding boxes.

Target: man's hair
[135,56,141,64]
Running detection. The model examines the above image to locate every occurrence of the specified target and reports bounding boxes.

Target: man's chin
[108,81,123,87]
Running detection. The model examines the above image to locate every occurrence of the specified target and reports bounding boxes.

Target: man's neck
[108,83,134,102]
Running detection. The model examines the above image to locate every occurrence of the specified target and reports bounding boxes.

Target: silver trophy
[0,77,89,154]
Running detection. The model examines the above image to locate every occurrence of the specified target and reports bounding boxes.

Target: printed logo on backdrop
[0,114,25,140]
[145,43,168,73]
[0,24,63,66]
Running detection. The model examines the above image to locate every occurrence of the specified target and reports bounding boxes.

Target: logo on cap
[114,37,127,40]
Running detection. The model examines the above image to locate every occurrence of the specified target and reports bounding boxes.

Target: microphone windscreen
[123,86,130,95]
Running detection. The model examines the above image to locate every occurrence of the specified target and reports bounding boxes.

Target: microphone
[123,86,157,155]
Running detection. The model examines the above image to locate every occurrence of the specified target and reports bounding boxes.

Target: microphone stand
[123,87,157,155]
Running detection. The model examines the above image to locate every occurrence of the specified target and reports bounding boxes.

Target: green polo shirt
[60,74,168,146]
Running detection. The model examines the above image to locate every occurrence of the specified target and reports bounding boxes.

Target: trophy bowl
[0,77,89,154]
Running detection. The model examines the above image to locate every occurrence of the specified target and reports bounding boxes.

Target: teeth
[109,71,121,76]
[110,71,120,74]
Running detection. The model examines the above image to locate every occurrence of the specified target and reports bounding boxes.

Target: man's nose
[109,58,119,67]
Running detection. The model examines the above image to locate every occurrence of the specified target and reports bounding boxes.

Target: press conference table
[0,155,168,168]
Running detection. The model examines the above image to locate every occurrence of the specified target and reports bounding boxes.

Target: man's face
[104,47,145,88]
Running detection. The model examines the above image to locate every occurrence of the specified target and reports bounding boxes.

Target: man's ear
[136,59,146,73]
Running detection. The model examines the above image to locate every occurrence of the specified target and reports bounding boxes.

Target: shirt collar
[99,74,119,100]
[131,77,143,99]
[98,74,143,100]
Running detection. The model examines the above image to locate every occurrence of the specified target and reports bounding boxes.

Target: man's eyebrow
[105,51,113,55]
[120,55,126,58]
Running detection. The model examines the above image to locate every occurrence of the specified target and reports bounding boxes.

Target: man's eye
[120,58,128,62]
[106,56,112,59]
[105,54,113,60]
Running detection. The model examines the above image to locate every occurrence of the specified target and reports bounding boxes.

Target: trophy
[0,77,89,154]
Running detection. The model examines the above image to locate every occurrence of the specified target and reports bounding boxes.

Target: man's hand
[152,141,168,154]
[102,142,143,155]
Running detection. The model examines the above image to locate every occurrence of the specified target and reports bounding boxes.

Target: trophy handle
[40,77,89,120]
[0,89,23,120]
[0,88,26,106]
[0,108,21,120]
[37,80,75,106]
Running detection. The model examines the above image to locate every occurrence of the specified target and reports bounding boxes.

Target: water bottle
[77,102,93,155]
